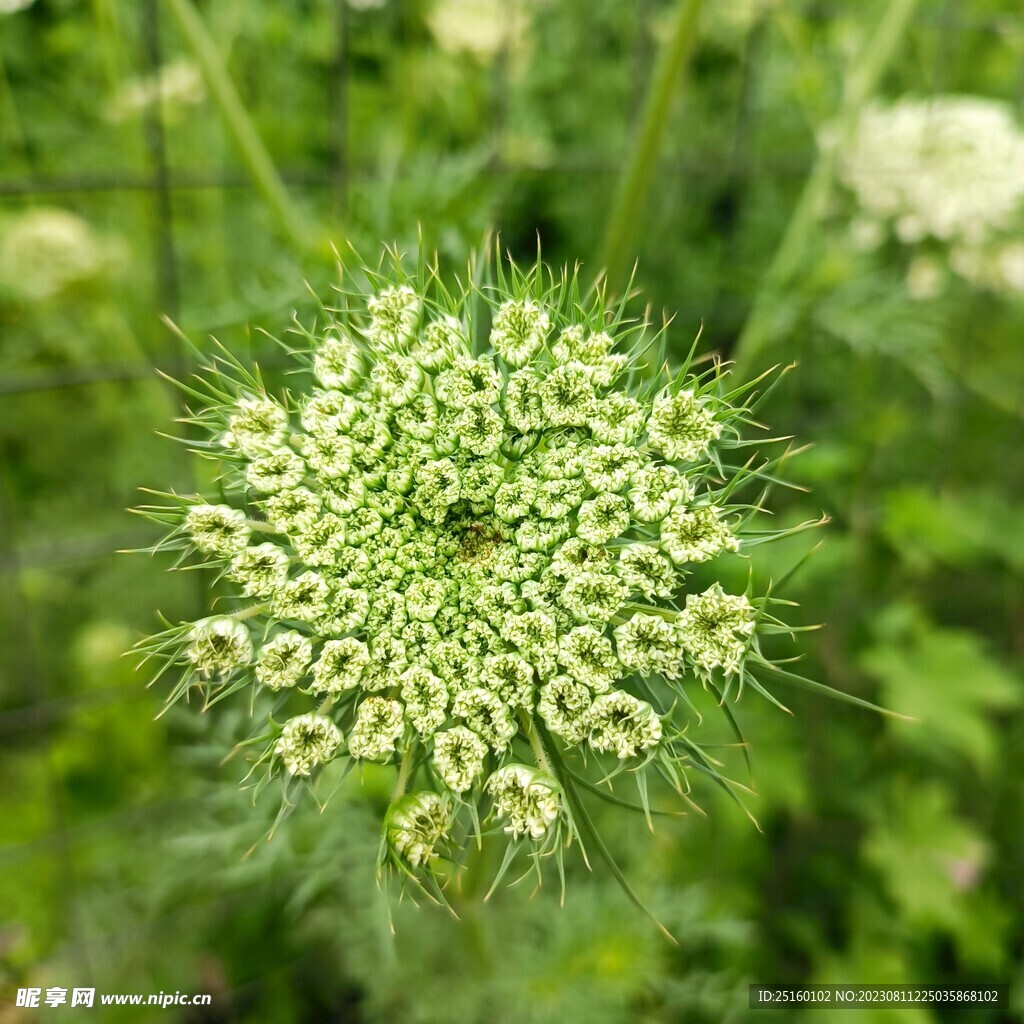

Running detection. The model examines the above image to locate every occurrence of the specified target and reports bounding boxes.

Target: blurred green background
[1,0,1023,1021]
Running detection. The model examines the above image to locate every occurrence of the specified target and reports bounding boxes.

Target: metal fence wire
[0,0,1021,993]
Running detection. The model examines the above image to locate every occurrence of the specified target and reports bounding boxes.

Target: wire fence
[2,0,1023,992]
[3,0,1022,718]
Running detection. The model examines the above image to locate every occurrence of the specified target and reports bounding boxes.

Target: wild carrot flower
[838,96,1024,296]
[133,246,821,916]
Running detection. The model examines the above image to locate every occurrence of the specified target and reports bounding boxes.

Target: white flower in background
[108,58,204,122]
[0,0,36,15]
[0,208,114,301]
[839,96,1024,298]
[427,0,533,60]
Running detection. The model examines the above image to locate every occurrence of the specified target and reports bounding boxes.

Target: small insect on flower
[133,243,830,929]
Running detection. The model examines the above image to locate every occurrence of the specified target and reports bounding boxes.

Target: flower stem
[246,519,280,534]
[392,740,417,801]
[599,0,703,290]
[521,713,554,776]
[165,0,316,253]
[232,603,269,621]
[731,0,921,371]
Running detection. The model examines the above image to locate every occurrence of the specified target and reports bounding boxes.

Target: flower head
[386,791,449,868]
[646,389,721,463]
[275,713,342,776]
[490,298,550,367]
[187,616,252,676]
[223,397,289,456]
[588,690,662,759]
[487,764,560,840]
[185,504,250,556]
[137,247,809,903]
[678,583,755,676]
[256,630,312,690]
[348,696,405,761]
[433,726,489,793]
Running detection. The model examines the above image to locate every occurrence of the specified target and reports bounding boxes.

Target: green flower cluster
[136,249,815,905]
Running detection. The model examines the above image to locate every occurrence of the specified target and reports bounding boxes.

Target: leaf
[881,486,1024,573]
[860,605,1021,772]
[863,782,1010,970]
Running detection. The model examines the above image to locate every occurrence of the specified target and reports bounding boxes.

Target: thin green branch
[392,740,417,801]
[166,0,316,253]
[731,0,921,370]
[521,712,554,776]
[599,0,703,289]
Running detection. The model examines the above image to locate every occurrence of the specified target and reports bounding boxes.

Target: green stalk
[391,740,417,801]
[232,602,269,621]
[731,0,921,370]
[521,711,554,776]
[165,0,316,253]
[599,0,703,290]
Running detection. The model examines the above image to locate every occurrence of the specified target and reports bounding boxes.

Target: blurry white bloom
[0,208,112,301]
[906,256,947,302]
[427,0,531,60]
[951,241,1024,295]
[108,59,204,122]
[996,244,1024,292]
[840,97,1024,298]
[0,0,35,12]
[840,97,1024,247]
[849,216,886,252]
